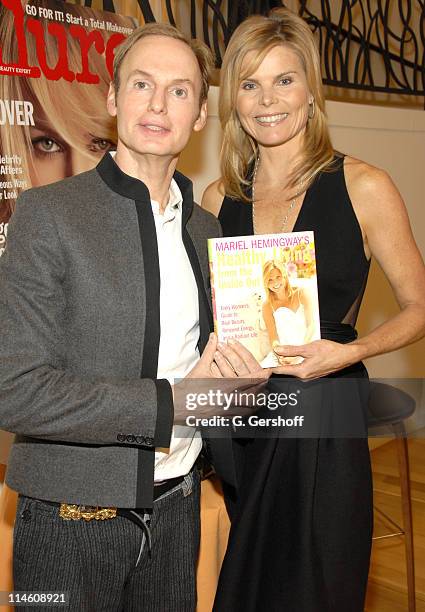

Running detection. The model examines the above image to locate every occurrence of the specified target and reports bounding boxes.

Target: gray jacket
[0,153,221,508]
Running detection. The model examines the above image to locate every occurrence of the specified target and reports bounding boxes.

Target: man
[0,23,264,611]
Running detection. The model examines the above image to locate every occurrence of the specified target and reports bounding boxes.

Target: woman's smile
[255,112,289,126]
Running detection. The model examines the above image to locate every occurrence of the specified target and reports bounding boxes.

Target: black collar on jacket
[96,152,194,226]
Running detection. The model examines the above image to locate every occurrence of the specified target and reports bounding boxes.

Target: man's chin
[118,139,179,160]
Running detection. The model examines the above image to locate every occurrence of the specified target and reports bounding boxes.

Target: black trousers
[13,471,200,612]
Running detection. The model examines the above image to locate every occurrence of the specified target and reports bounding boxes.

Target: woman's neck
[256,134,304,187]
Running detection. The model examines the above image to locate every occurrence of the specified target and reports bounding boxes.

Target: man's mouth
[141,123,169,132]
[255,113,288,126]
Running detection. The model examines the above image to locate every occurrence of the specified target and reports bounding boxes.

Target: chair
[367,381,416,612]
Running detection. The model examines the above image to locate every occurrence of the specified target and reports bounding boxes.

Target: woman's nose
[259,86,278,107]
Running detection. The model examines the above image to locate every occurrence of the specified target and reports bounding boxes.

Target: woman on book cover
[0,0,135,228]
[261,259,316,366]
[202,7,425,612]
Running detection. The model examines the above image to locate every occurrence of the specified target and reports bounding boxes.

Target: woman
[202,8,425,612]
[261,259,317,366]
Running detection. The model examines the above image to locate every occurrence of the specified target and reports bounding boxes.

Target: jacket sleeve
[0,192,173,448]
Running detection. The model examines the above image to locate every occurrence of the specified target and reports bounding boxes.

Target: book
[208,231,321,368]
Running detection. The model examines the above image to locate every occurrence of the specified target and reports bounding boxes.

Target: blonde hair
[263,260,294,303]
[113,22,214,104]
[219,7,335,202]
[0,0,135,218]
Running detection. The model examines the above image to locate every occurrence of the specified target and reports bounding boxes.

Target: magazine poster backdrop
[0,0,138,256]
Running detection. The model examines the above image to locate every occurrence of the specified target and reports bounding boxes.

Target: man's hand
[172,334,271,424]
[214,338,270,379]
[184,333,222,378]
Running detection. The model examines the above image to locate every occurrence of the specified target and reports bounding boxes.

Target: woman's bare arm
[298,288,315,344]
[345,157,425,358]
[262,301,279,347]
[273,158,425,379]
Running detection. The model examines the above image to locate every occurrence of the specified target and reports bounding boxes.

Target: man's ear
[193,100,208,132]
[106,82,117,117]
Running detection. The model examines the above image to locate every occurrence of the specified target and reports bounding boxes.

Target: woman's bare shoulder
[343,155,393,193]
[343,155,413,261]
[201,179,226,218]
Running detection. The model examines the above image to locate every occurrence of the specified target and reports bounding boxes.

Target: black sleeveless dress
[213,156,373,612]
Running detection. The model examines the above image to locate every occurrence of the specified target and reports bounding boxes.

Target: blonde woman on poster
[0,0,136,225]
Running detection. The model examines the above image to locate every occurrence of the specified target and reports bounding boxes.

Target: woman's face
[29,125,115,186]
[236,44,312,150]
[267,267,285,293]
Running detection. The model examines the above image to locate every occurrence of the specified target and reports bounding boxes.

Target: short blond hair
[113,23,214,104]
[219,8,335,202]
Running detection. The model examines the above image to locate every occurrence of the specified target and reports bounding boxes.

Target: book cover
[208,231,321,368]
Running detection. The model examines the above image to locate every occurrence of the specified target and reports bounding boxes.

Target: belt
[37,474,186,521]
[320,320,358,343]
[152,474,185,499]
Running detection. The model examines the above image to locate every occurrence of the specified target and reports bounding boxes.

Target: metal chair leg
[393,422,416,612]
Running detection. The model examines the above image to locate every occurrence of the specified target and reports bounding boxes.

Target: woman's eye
[88,138,115,153]
[31,137,63,154]
[279,78,292,86]
[241,82,256,90]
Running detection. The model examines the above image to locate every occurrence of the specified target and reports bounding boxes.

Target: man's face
[107,35,207,161]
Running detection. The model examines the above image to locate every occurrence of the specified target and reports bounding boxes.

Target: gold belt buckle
[59,503,117,521]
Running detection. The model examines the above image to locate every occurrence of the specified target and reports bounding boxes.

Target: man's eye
[135,81,148,89]
[173,88,187,98]
[31,137,63,154]
[88,138,115,153]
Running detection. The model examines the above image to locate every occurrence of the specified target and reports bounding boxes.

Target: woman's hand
[272,339,361,380]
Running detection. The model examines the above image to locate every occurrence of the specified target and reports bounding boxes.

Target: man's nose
[148,87,167,114]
